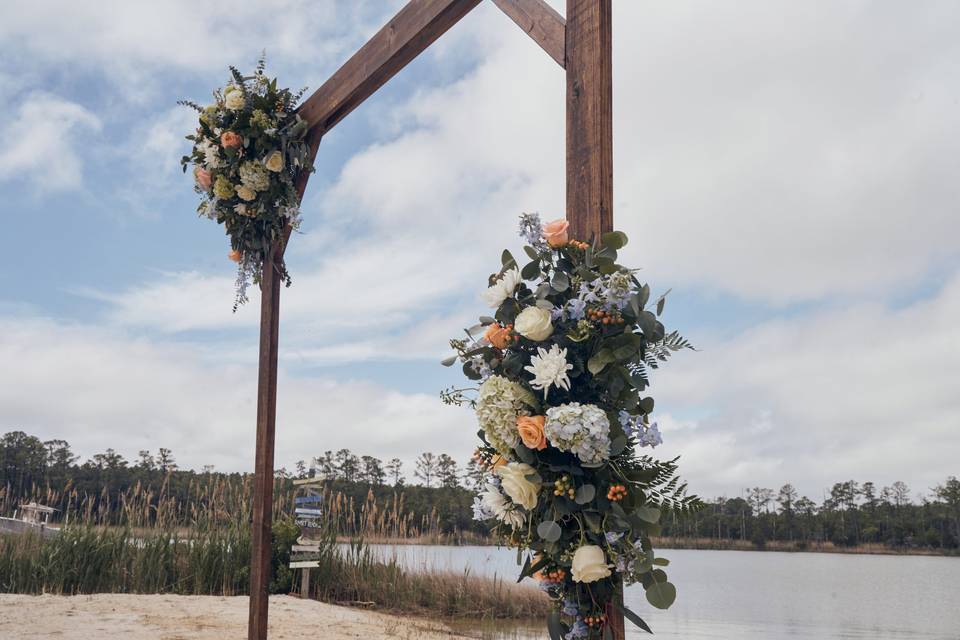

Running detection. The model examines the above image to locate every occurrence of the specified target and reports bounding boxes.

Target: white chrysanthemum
[479,482,526,529]
[475,375,537,455]
[239,161,271,192]
[544,402,611,466]
[524,344,573,399]
[197,139,222,169]
[481,268,522,308]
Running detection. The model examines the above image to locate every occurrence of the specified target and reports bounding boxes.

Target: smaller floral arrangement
[443,213,701,639]
[179,56,314,308]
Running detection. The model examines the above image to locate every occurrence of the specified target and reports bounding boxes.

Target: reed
[0,477,545,620]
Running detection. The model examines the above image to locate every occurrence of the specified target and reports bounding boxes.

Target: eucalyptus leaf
[610,435,627,456]
[645,580,677,610]
[602,230,628,250]
[574,484,596,505]
[521,260,540,281]
[501,249,517,269]
[440,354,458,367]
[551,271,569,292]
[537,520,562,542]
[634,506,661,524]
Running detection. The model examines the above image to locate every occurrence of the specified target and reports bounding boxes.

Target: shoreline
[341,535,959,558]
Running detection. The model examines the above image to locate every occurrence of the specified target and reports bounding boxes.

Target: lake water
[366,544,960,640]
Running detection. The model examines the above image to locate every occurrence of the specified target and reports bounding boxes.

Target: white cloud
[0,93,102,191]
[0,315,472,474]
[652,272,960,497]
[0,1,392,90]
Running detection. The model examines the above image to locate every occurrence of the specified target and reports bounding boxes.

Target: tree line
[1,430,957,551]
[659,480,960,551]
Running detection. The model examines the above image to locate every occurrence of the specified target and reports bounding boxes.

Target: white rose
[236,185,256,201]
[514,306,553,341]
[481,268,522,308]
[224,86,245,111]
[264,150,284,172]
[570,545,611,583]
[496,462,541,510]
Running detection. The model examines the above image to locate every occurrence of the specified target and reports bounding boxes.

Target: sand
[0,594,473,640]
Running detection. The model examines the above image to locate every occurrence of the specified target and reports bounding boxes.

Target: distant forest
[1,429,957,552]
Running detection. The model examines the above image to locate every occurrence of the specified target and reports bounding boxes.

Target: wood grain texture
[297,0,481,133]
[492,0,566,67]
[247,242,282,640]
[565,0,612,241]
[248,129,323,640]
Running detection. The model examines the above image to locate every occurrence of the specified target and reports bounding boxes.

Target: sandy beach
[0,594,472,640]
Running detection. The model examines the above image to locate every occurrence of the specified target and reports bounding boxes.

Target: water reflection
[364,544,960,640]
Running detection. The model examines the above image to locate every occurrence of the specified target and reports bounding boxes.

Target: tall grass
[0,477,545,619]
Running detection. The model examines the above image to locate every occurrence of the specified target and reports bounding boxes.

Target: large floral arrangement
[443,214,700,638]
[179,57,313,308]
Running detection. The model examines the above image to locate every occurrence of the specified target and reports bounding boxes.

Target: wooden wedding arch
[247,1,615,637]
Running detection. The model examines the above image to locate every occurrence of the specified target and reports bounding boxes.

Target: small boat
[0,502,61,538]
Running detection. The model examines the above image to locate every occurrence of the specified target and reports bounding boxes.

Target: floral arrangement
[443,214,700,638]
[179,57,314,308]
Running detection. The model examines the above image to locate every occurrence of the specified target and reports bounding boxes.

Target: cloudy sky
[1,0,958,500]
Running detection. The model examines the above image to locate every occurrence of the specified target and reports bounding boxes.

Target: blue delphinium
[566,618,590,639]
[518,212,548,250]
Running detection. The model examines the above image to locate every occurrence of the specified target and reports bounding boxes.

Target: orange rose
[484,323,512,350]
[517,415,547,451]
[543,219,570,248]
[228,249,242,263]
[220,131,243,149]
[194,167,212,190]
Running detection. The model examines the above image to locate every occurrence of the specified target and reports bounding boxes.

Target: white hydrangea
[544,403,611,466]
[239,160,271,192]
[475,375,537,456]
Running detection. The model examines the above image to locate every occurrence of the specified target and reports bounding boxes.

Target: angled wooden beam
[492,0,566,68]
[298,0,482,133]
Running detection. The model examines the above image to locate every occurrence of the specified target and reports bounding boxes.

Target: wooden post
[247,244,283,640]
[248,128,323,640]
[566,1,620,638]
[566,0,612,242]
[300,567,311,599]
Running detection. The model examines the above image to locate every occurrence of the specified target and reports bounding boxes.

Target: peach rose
[543,219,570,248]
[194,167,212,190]
[517,415,547,451]
[220,131,243,149]
[228,249,242,263]
[484,323,512,350]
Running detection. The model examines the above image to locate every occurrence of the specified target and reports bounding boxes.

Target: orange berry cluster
[587,308,625,326]
[553,475,575,499]
[566,239,590,250]
[501,323,521,344]
[607,484,628,501]
[584,613,607,628]
[543,568,567,581]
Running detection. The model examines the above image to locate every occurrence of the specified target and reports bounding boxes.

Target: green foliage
[446,217,700,637]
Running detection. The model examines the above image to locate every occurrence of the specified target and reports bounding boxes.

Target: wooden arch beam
[492,0,566,68]
[298,0,483,133]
